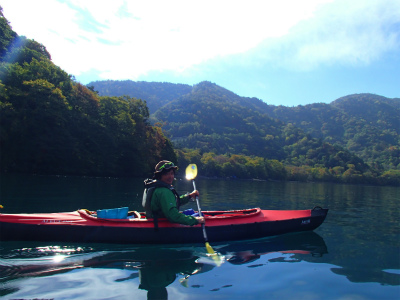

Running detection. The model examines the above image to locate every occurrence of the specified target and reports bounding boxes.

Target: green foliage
[174,150,396,185]
[264,94,400,172]
[153,81,286,160]
[154,82,372,174]
[0,7,17,59]
[378,169,400,186]
[0,71,175,176]
[1,8,50,64]
[89,80,398,185]
[88,80,192,114]
[0,9,176,177]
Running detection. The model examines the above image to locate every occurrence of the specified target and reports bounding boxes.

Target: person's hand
[196,216,205,224]
[189,190,199,200]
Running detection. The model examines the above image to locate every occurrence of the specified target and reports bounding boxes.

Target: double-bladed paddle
[185,164,216,255]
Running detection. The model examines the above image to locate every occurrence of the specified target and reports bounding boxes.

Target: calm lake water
[0,174,399,300]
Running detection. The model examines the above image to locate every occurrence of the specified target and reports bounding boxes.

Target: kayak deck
[78,207,263,222]
[0,207,322,226]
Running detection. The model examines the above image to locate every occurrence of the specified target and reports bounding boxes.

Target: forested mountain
[89,80,399,185]
[0,7,176,177]
[263,94,400,171]
[89,81,399,164]
[88,80,192,113]
[153,82,283,157]
[152,81,371,175]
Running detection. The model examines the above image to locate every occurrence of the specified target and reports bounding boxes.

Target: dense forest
[1,7,399,185]
[263,94,400,172]
[0,7,176,177]
[90,81,399,186]
[88,80,192,114]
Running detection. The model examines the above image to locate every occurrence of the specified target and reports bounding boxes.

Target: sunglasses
[158,162,176,171]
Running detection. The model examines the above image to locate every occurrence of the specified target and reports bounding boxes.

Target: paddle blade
[179,277,190,287]
[205,242,215,255]
[185,164,198,180]
[205,243,225,267]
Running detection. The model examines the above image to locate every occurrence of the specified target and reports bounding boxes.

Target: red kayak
[0,207,328,244]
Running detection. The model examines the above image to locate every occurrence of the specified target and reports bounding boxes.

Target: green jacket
[151,187,198,226]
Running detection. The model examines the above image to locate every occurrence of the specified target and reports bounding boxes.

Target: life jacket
[142,178,181,219]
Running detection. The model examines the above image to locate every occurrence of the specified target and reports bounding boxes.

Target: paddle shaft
[192,179,209,243]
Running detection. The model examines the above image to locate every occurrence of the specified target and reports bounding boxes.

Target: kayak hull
[0,207,328,244]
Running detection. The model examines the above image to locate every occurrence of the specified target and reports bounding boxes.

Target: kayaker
[143,160,205,226]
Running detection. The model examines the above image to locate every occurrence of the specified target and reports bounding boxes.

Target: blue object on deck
[97,207,128,219]
[183,208,195,216]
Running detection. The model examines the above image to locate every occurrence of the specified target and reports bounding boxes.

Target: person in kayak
[143,160,204,226]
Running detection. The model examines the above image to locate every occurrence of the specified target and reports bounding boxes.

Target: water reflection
[86,248,207,300]
[1,175,399,298]
[0,232,327,299]
[219,231,327,265]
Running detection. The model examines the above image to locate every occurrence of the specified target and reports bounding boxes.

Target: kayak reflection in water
[0,233,328,299]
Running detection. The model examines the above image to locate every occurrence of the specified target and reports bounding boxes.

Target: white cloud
[2,0,399,82]
[2,0,331,79]
[251,0,400,70]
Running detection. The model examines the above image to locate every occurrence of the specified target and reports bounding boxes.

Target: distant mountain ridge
[88,80,192,113]
[89,80,399,172]
[153,81,286,159]
[263,93,399,169]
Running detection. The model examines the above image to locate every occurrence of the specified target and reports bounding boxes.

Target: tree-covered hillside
[87,80,192,114]
[0,7,176,177]
[152,81,371,176]
[89,80,399,171]
[88,79,399,185]
[263,94,400,171]
[153,82,285,158]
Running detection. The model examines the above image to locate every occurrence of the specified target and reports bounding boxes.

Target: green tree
[0,6,16,59]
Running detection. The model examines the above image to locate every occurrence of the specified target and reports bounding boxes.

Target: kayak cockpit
[77,207,262,222]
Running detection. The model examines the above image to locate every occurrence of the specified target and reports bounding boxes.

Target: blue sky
[2,0,399,106]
